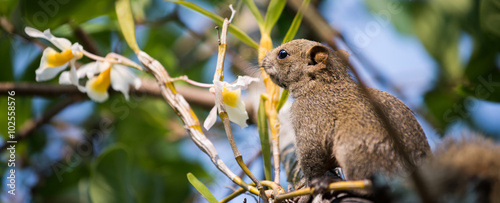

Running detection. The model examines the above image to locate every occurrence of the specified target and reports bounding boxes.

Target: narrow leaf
[283,0,311,43]
[242,0,264,28]
[90,145,134,203]
[263,0,286,34]
[115,0,140,52]
[258,95,272,181]
[187,173,218,203]
[167,0,259,50]
[276,89,289,111]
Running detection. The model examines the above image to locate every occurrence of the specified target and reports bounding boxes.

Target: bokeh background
[1,0,499,202]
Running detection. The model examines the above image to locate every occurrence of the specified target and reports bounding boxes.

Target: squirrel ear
[306,45,329,66]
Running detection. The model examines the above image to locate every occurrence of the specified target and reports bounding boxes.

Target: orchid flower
[72,61,142,103]
[204,76,259,130]
[25,27,83,84]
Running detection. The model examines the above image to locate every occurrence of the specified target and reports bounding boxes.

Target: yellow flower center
[47,49,75,67]
[222,87,241,107]
[90,67,112,93]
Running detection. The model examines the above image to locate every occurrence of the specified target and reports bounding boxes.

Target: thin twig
[237,150,263,180]
[257,27,282,188]
[105,52,143,71]
[81,49,109,63]
[274,180,372,202]
[136,50,260,195]
[221,180,287,203]
[212,6,268,202]
[170,75,214,88]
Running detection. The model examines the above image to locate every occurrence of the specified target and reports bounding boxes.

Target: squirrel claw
[311,177,334,196]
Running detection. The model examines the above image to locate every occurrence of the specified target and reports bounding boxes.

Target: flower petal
[25,27,46,38]
[69,61,86,92]
[85,76,109,103]
[132,76,142,90]
[59,71,71,85]
[70,43,84,59]
[25,27,71,50]
[222,87,241,107]
[224,101,249,128]
[58,62,86,92]
[203,106,218,130]
[231,76,260,90]
[110,64,140,100]
[35,48,69,81]
[77,62,100,79]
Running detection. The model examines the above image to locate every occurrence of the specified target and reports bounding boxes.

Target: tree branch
[0,80,210,107]
[0,80,260,124]
[0,96,83,151]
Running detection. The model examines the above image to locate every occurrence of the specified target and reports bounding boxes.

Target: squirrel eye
[277,49,289,59]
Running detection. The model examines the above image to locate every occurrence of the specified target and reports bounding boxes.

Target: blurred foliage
[365,0,500,133]
[90,146,133,203]
[1,0,213,197]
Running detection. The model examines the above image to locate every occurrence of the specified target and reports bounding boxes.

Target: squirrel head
[260,39,351,95]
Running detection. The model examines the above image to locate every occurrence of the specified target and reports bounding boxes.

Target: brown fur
[260,39,431,184]
[420,135,500,202]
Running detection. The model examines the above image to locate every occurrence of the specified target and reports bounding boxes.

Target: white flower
[58,61,87,92]
[204,76,259,130]
[25,27,83,82]
[82,61,141,103]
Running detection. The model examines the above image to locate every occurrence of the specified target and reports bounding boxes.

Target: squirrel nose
[260,58,270,68]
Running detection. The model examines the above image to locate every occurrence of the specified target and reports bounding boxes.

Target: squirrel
[260,39,431,186]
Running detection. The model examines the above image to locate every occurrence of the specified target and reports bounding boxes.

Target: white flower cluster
[25,27,141,102]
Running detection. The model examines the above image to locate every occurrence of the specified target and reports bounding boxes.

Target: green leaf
[283,0,310,43]
[186,173,218,203]
[90,145,135,203]
[462,38,500,102]
[423,85,464,133]
[0,97,31,140]
[258,95,272,181]
[363,1,413,35]
[480,0,500,38]
[115,0,140,52]
[276,89,289,111]
[18,0,114,30]
[263,0,286,34]
[167,0,259,50]
[0,35,14,81]
[0,0,17,18]
[130,0,151,22]
[411,3,462,81]
[242,0,264,29]
[52,21,118,37]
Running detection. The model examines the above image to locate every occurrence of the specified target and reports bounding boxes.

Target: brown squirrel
[260,39,431,186]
